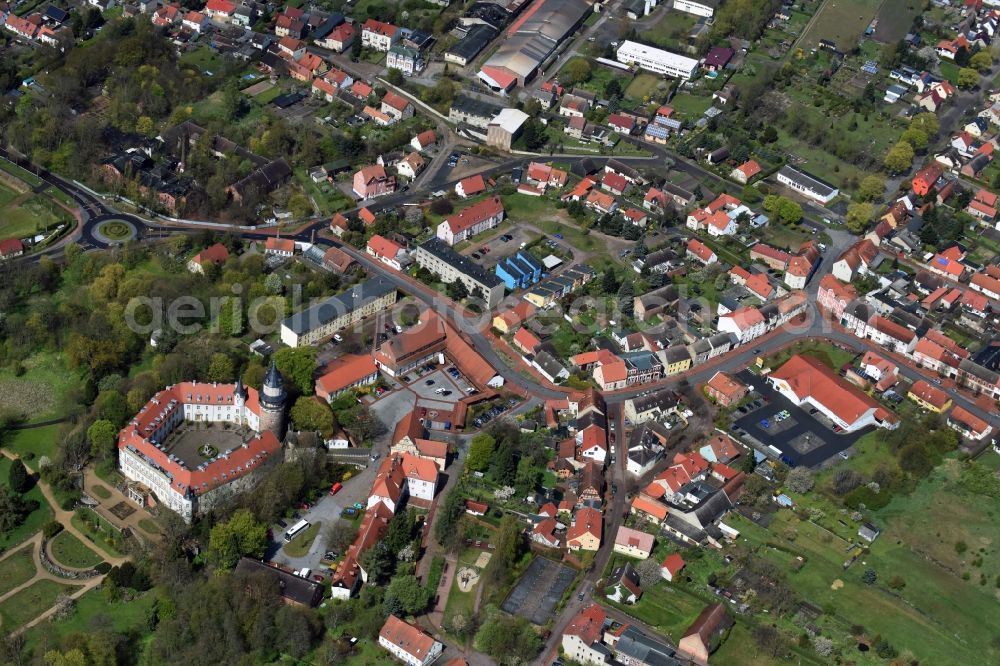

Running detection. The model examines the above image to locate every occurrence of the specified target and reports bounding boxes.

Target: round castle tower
[259,363,287,438]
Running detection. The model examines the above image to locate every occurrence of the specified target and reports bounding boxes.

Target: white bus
[284,519,310,542]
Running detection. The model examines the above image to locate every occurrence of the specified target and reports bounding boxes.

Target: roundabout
[92,218,139,244]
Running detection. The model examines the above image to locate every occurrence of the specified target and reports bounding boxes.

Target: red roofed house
[768,354,898,432]
[947,405,993,441]
[513,326,542,354]
[717,307,766,344]
[566,507,602,551]
[381,91,413,121]
[623,207,648,227]
[704,371,747,407]
[0,238,26,259]
[607,112,636,135]
[531,517,561,548]
[614,525,655,559]
[686,238,717,265]
[187,243,230,274]
[971,272,1000,300]
[455,174,487,198]
[361,18,399,52]
[353,164,396,199]
[859,351,900,391]
[585,189,618,215]
[912,163,943,197]
[967,189,998,221]
[907,379,953,413]
[378,615,442,666]
[730,159,762,184]
[264,237,295,257]
[4,13,39,39]
[436,196,505,245]
[368,452,439,512]
[367,234,407,270]
[699,433,741,464]
[317,22,355,52]
[661,553,686,581]
[349,80,374,100]
[817,274,858,319]
[562,605,608,665]
[750,243,791,271]
[411,130,437,152]
[117,377,284,522]
[465,499,488,516]
[205,0,236,20]
[359,207,377,226]
[832,239,879,282]
[630,495,668,524]
[315,354,380,400]
[602,171,628,196]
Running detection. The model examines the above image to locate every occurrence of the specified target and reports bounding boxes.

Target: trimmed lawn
[602,582,706,643]
[625,73,665,103]
[282,521,321,557]
[669,93,714,119]
[0,544,37,597]
[0,579,81,632]
[49,530,104,569]
[0,458,53,551]
[90,484,112,500]
[1,424,62,462]
[21,587,155,654]
[764,340,856,372]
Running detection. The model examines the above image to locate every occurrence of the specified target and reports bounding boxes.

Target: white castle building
[118,366,287,522]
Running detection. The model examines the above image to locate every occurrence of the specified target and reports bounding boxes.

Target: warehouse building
[616,40,699,79]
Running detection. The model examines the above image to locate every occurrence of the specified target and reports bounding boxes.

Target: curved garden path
[0,451,129,635]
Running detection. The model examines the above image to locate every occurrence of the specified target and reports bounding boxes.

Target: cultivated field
[799,0,882,50]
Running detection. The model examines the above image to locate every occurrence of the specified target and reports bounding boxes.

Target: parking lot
[731,370,872,467]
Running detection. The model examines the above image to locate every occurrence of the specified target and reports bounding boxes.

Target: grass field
[799,0,881,49]
[625,73,664,103]
[645,10,698,51]
[21,586,156,655]
[713,622,825,665]
[49,531,104,569]
[0,182,73,239]
[282,521,321,558]
[0,351,82,425]
[728,500,1000,665]
[0,159,43,187]
[0,458,54,551]
[1,425,63,462]
[764,340,856,372]
[873,0,925,43]
[603,582,706,643]
[0,579,80,632]
[0,544,37,597]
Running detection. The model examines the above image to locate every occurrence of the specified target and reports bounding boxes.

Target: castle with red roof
[117,365,287,521]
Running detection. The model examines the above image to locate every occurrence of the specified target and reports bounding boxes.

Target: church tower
[259,362,287,438]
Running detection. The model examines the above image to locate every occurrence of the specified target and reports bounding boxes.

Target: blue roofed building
[515,251,544,282]
[496,257,528,289]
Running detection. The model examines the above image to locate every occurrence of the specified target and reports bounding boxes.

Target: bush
[94,562,112,574]
[60,494,80,511]
[43,520,64,539]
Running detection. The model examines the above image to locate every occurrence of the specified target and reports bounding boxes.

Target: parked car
[759,419,770,429]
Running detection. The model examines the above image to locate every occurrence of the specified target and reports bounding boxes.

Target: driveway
[731,369,872,467]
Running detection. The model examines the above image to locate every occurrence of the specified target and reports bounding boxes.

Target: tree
[434,488,466,548]
[383,575,431,616]
[288,193,312,219]
[910,112,939,136]
[862,568,878,585]
[273,347,318,395]
[763,195,803,225]
[446,279,469,302]
[970,50,993,73]
[386,68,405,86]
[857,175,885,202]
[883,141,914,174]
[324,520,357,553]
[87,420,118,462]
[429,198,453,216]
[7,459,30,494]
[520,119,547,151]
[605,79,622,99]
[290,397,335,437]
[958,67,980,89]
[785,467,814,494]
[0,487,37,533]
[845,202,874,233]
[208,509,268,569]
[206,352,235,383]
[466,433,496,473]
[563,58,592,85]
[474,607,543,663]
[634,558,664,587]
[264,272,283,295]
[900,127,928,150]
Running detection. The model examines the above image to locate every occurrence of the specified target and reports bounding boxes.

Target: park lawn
[602,582,705,643]
[728,509,999,665]
[799,0,881,49]
[0,579,81,633]
[2,424,63,462]
[0,544,37,597]
[21,587,156,655]
[0,351,83,425]
[71,509,124,558]
[283,521,321,557]
[49,530,104,569]
[90,484,112,500]
[0,458,54,551]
